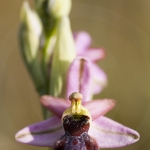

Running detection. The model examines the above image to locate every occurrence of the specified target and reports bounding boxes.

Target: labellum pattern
[54,115,98,150]
[54,92,98,150]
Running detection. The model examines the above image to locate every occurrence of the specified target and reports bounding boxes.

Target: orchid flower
[15,58,139,149]
[74,32,107,95]
[15,93,139,149]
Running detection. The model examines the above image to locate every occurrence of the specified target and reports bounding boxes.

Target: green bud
[48,0,71,18]
[35,0,54,35]
[35,0,59,75]
[35,0,72,76]
[19,1,45,93]
[20,1,43,59]
[49,16,76,97]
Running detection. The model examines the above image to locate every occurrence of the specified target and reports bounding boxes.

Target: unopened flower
[35,0,72,71]
[19,0,76,97]
[19,1,45,92]
[49,0,71,18]
[20,1,43,59]
[15,59,139,149]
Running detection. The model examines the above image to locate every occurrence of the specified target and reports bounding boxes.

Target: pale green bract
[50,16,76,97]
[19,1,45,92]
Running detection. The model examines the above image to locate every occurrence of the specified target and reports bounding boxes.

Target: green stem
[41,19,59,77]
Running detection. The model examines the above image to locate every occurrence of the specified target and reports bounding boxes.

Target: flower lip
[63,115,90,136]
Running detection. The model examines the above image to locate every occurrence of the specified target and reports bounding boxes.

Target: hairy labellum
[54,115,98,150]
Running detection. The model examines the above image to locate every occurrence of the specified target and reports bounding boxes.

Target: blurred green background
[0,0,150,149]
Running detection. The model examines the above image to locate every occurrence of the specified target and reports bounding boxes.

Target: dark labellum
[54,115,98,150]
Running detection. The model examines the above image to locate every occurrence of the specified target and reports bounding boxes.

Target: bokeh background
[0,0,150,149]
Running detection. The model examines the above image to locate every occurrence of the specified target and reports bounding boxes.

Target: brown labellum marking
[54,115,98,150]
[72,138,78,145]
[63,115,90,136]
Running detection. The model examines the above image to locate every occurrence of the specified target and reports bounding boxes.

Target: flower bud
[20,1,43,59]
[19,1,45,93]
[48,0,71,18]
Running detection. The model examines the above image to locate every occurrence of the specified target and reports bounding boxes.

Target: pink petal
[92,63,107,94]
[80,48,106,62]
[83,99,116,120]
[89,116,140,148]
[41,95,70,118]
[67,57,93,102]
[74,32,91,55]
[15,116,64,147]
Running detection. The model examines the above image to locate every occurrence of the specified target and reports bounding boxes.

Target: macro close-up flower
[15,58,140,149]
[14,0,140,149]
[15,92,139,149]
[3,0,150,149]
